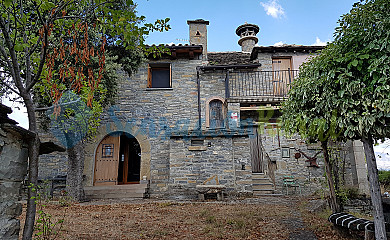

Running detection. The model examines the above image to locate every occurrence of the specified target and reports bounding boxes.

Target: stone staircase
[84,183,148,199]
[252,173,275,196]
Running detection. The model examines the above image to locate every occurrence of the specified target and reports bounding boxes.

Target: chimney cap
[236,23,259,36]
[187,19,209,25]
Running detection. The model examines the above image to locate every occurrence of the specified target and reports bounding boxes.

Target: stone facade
[37,19,369,199]
[0,123,30,240]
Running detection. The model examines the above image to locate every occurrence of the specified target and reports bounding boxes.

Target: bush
[379,170,390,189]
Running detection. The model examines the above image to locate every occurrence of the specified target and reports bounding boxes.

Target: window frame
[147,63,172,89]
[205,97,226,129]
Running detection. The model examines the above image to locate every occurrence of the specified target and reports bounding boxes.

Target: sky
[135,0,358,51]
[3,0,390,169]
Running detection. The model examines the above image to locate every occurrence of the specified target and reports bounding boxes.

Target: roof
[187,19,209,25]
[250,45,325,60]
[0,104,18,125]
[146,44,203,60]
[208,52,257,66]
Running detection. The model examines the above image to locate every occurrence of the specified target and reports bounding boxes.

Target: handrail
[227,70,299,98]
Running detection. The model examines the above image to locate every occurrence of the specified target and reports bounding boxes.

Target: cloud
[260,0,285,19]
[273,41,284,46]
[312,37,327,46]
[374,139,390,170]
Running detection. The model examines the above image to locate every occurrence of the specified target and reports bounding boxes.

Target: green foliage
[29,182,69,240]
[282,0,390,142]
[379,170,390,188]
[336,187,360,204]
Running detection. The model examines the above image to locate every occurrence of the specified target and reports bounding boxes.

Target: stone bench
[196,185,226,201]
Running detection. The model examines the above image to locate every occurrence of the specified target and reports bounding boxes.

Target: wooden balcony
[226,70,298,103]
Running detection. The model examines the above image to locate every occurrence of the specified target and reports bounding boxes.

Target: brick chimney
[236,23,259,53]
[187,19,209,60]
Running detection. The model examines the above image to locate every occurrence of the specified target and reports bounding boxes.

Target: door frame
[90,127,151,186]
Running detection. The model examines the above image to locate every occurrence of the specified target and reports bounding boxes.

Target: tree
[284,0,390,238]
[0,0,169,239]
[281,52,344,213]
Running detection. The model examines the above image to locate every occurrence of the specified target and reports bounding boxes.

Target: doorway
[118,134,141,184]
[94,132,141,186]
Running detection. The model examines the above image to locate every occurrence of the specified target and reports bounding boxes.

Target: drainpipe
[196,67,201,131]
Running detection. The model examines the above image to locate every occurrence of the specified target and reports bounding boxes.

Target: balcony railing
[226,70,298,100]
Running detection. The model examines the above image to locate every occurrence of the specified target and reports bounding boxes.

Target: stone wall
[168,133,251,199]
[0,124,30,240]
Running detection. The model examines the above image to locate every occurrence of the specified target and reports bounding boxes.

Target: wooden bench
[196,185,226,201]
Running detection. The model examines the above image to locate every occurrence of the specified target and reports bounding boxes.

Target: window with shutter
[209,99,224,128]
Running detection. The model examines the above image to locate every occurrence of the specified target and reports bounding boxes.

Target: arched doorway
[94,132,141,186]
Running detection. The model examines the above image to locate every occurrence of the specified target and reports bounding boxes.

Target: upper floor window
[148,63,171,88]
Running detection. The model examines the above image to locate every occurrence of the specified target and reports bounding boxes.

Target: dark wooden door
[251,127,263,173]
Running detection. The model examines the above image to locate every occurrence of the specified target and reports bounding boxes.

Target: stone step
[84,184,148,199]
[252,183,274,190]
[253,189,275,195]
[252,178,273,184]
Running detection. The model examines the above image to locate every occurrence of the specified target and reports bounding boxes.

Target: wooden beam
[240,106,281,111]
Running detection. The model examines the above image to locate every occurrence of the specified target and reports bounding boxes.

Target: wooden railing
[226,70,299,99]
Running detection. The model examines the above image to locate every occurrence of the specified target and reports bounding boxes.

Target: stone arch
[205,96,226,128]
[84,122,151,186]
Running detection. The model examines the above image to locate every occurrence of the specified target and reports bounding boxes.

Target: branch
[0,44,17,81]
[0,15,25,94]
[26,25,48,92]
[35,98,82,111]
[0,78,20,96]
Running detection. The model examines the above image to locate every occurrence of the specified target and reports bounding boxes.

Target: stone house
[38,19,369,199]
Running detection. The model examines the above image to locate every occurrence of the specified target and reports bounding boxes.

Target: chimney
[187,19,209,60]
[236,23,259,53]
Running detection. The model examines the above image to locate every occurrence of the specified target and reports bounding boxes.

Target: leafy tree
[0,0,169,239]
[281,53,344,213]
[284,0,390,238]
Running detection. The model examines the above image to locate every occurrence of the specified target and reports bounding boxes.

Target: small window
[102,144,114,158]
[191,139,204,146]
[148,63,171,88]
[281,148,290,158]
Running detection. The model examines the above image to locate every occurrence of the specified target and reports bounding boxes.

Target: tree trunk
[362,136,387,240]
[22,97,40,240]
[65,134,86,202]
[321,141,341,213]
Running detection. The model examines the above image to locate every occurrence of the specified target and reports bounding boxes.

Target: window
[209,99,224,128]
[102,144,114,158]
[148,63,171,88]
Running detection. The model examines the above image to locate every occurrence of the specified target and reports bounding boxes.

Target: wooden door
[94,135,120,186]
[251,127,264,173]
[272,58,292,96]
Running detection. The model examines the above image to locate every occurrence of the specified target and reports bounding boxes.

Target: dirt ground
[19,196,357,240]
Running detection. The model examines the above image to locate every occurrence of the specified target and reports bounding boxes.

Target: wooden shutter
[94,135,120,186]
[251,127,263,173]
[147,65,152,88]
[209,100,224,128]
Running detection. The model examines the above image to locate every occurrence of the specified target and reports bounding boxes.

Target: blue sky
[136,0,358,51]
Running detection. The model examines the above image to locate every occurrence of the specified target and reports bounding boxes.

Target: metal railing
[226,70,299,99]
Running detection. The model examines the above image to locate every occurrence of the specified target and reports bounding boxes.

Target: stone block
[0,218,20,240]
